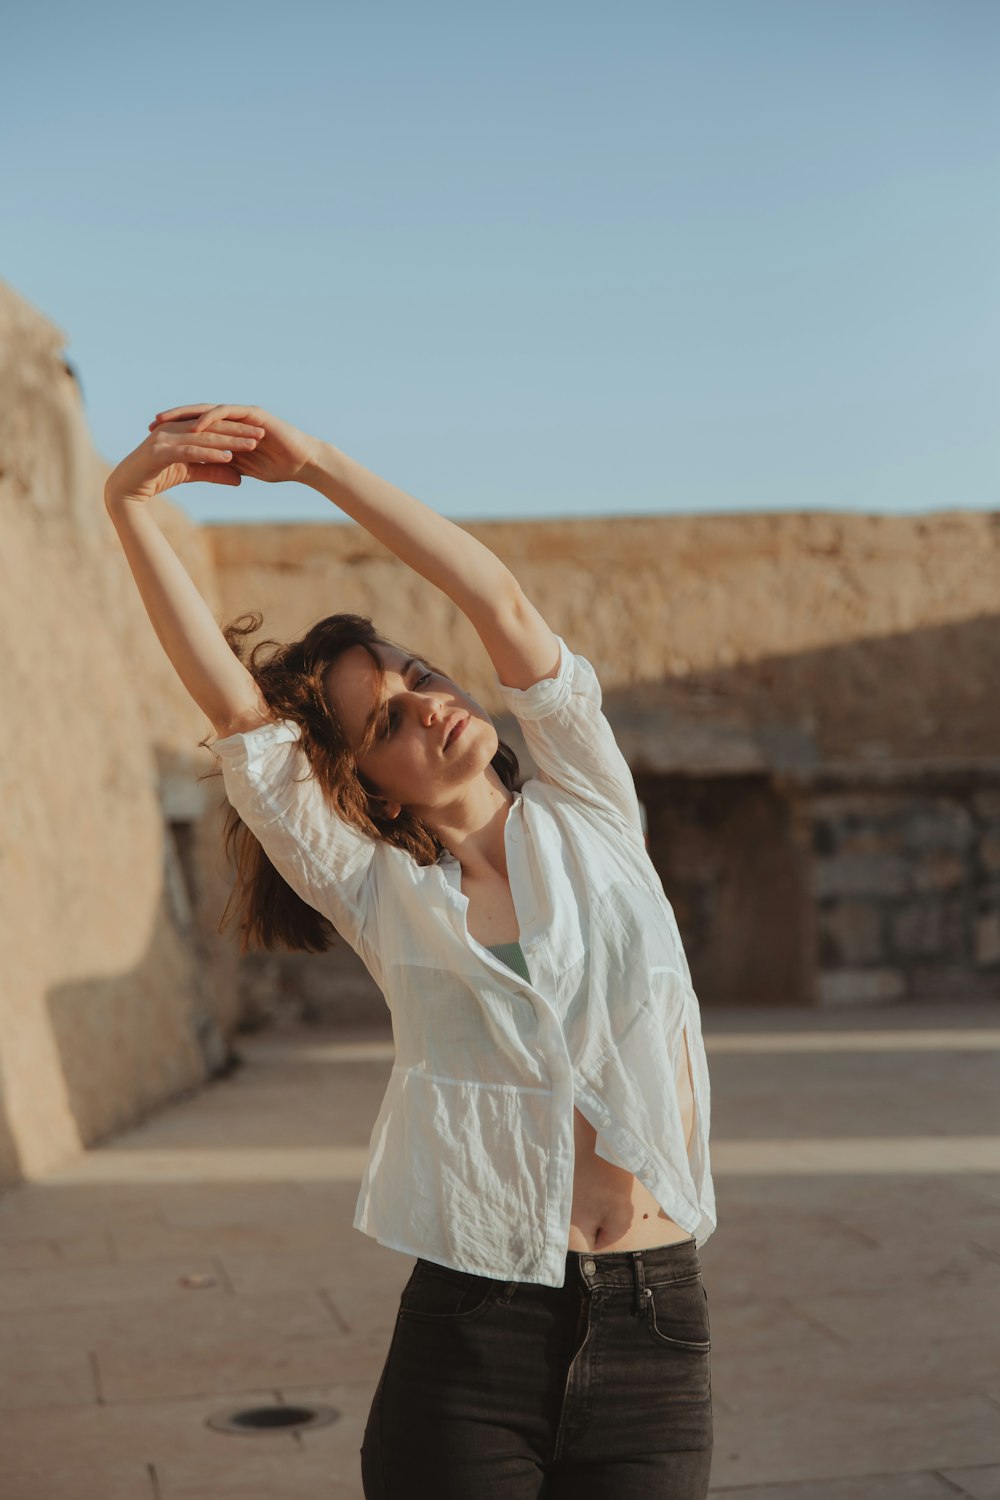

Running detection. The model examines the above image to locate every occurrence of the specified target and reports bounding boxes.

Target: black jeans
[360,1236,713,1498]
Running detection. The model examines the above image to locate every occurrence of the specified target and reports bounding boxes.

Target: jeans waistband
[567,1236,699,1292]
[415,1234,700,1303]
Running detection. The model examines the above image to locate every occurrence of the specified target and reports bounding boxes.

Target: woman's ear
[374,795,402,821]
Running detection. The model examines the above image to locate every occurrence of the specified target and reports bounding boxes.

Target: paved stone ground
[0,999,998,1499]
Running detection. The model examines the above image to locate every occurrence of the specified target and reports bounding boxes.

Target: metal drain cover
[206,1403,340,1435]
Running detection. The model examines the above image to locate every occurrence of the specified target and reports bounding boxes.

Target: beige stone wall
[0,282,239,1186]
[206,509,1000,772]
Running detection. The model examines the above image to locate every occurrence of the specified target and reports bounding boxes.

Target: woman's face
[323,641,499,817]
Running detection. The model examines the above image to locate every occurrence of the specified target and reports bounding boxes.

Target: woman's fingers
[153,403,215,422]
[156,429,257,454]
[189,404,262,433]
[151,402,262,432]
[216,420,266,438]
[197,462,242,486]
[149,415,265,438]
[174,443,237,462]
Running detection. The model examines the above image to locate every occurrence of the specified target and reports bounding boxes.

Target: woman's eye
[382,672,434,737]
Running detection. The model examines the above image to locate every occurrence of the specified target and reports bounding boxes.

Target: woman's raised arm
[150,402,560,691]
[104,417,273,737]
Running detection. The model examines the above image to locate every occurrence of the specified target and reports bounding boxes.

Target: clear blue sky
[4,0,997,524]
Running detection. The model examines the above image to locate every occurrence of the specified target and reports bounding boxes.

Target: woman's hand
[148,403,321,485]
[105,416,265,507]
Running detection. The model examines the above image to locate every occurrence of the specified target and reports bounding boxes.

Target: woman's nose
[421,697,448,726]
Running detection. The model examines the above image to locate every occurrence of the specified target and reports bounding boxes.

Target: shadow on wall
[0,748,238,1191]
[602,609,1000,774]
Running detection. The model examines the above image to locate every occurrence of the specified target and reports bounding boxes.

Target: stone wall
[632,763,1000,1010]
[808,770,1000,1004]
[206,510,1000,771]
[0,281,240,1187]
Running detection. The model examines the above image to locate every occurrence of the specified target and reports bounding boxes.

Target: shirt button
[583,1258,597,1275]
[600,1115,612,1128]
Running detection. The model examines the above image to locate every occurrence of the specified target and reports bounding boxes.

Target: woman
[106,402,718,1499]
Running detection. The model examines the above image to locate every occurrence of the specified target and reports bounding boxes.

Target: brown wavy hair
[197,611,520,955]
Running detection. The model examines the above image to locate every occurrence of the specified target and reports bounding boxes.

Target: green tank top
[485,940,531,984]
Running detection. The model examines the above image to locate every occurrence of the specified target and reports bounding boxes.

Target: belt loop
[632,1250,646,1317]
[498,1279,518,1305]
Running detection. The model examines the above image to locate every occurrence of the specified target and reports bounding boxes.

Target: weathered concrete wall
[206,510,1000,770]
[0,282,239,1186]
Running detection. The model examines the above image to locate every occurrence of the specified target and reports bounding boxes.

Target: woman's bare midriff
[567,1036,698,1254]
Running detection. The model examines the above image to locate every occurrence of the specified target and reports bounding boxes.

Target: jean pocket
[397,1262,497,1322]
[643,1273,712,1351]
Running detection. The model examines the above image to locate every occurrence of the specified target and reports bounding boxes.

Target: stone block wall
[808,771,1000,1004]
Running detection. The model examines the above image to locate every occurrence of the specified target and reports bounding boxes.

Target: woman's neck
[427,772,515,881]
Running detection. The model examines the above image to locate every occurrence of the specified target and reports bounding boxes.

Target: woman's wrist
[104,486,144,515]
[299,437,346,495]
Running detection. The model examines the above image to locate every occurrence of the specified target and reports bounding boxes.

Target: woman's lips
[445,714,468,748]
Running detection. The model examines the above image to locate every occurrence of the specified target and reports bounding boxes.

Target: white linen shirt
[211,634,717,1287]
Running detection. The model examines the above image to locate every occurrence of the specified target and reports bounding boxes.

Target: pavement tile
[711,1331,1000,1410]
[111,1217,353,1261]
[0,1190,170,1235]
[0,1230,118,1270]
[711,1174,1000,1226]
[700,1204,1000,1303]
[156,1458,360,1500]
[0,1342,96,1412]
[0,1256,231,1315]
[785,1253,1000,1345]
[0,1290,372,1401]
[0,1461,155,1500]
[709,1471,962,1497]
[93,1297,377,1402]
[156,1382,369,1498]
[965,1175,1000,1210]
[710,1394,1000,1489]
[94,1332,383,1405]
[0,1388,363,1500]
[937,1464,1000,1499]
[211,1245,407,1316]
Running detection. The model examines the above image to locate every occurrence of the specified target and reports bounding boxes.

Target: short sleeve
[493,635,643,838]
[210,718,376,951]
